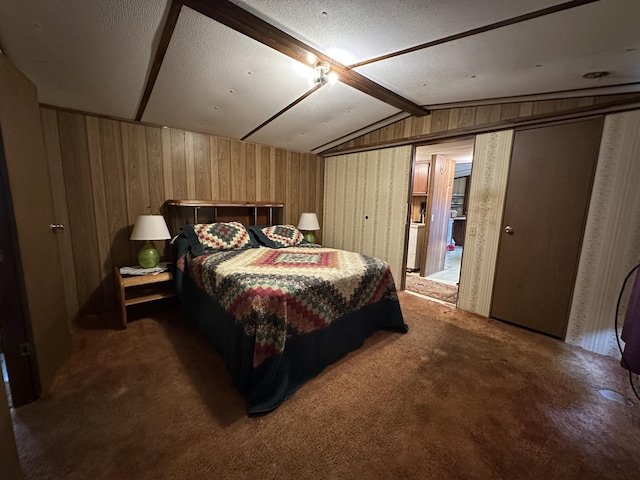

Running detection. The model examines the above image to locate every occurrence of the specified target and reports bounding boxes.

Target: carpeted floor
[405,275,458,304]
[10,294,640,479]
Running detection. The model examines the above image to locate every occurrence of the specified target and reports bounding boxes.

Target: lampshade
[298,213,320,231]
[130,215,171,269]
[298,212,320,244]
[130,215,171,241]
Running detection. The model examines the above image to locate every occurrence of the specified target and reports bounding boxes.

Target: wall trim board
[457,130,514,317]
[566,110,640,356]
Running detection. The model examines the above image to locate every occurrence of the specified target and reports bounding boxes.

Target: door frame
[404,136,475,295]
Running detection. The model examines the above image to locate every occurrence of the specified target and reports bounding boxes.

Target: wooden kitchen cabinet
[413,161,431,194]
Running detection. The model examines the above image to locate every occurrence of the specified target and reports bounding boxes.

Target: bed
[173,218,408,414]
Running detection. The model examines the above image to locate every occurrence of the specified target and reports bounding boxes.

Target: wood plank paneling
[57,111,103,315]
[329,93,640,154]
[304,155,314,221]
[170,129,187,200]
[431,110,450,132]
[260,145,271,201]
[40,107,324,316]
[315,156,324,244]
[230,139,245,201]
[184,131,196,198]
[161,128,173,200]
[121,122,150,225]
[209,136,219,200]
[457,107,477,128]
[289,152,300,226]
[86,116,113,311]
[146,126,165,214]
[274,148,286,205]
[99,118,130,270]
[245,142,256,202]
[40,108,79,320]
[217,137,231,200]
[193,132,210,200]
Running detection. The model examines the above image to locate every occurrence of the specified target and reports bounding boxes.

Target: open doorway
[405,138,474,305]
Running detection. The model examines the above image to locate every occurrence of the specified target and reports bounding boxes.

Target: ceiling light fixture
[312,61,338,86]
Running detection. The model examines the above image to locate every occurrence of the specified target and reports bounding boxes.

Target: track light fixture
[313,61,338,86]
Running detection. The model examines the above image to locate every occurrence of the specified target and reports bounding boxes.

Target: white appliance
[407,223,426,271]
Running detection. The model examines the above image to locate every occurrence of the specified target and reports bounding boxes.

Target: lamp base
[303,231,316,244]
[138,240,160,268]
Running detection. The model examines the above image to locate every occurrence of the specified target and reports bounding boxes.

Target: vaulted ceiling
[0,0,638,153]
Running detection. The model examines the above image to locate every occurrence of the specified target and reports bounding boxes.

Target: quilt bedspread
[181,245,398,367]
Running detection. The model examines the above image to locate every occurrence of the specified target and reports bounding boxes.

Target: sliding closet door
[491,117,603,338]
[323,146,412,285]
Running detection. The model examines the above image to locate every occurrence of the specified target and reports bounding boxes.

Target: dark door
[491,117,603,338]
[0,54,70,406]
[0,132,38,406]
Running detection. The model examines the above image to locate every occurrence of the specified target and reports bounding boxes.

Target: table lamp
[130,215,171,268]
[298,212,320,244]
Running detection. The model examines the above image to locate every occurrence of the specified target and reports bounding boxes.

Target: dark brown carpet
[10,294,640,479]
[405,275,458,304]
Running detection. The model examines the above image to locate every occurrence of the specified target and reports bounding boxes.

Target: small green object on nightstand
[130,215,171,269]
[138,240,160,268]
[298,212,320,245]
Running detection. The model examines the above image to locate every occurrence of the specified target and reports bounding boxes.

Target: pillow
[182,221,253,256]
[248,224,305,249]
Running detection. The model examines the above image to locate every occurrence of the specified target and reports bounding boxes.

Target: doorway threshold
[405,289,455,306]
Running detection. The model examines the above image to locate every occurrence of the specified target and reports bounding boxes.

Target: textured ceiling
[0,0,168,119]
[0,0,638,153]
[355,0,640,106]
[234,0,570,64]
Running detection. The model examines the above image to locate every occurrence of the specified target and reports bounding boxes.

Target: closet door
[0,54,70,403]
[323,146,412,285]
[491,117,603,338]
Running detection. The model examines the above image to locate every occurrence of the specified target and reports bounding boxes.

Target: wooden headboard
[165,200,284,235]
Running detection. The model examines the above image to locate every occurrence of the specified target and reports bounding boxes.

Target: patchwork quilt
[180,245,398,367]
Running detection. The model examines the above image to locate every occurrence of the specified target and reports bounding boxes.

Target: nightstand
[114,267,176,329]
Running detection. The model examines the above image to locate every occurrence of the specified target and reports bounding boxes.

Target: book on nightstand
[119,262,171,276]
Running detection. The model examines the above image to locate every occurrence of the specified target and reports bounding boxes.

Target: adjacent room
[405,138,474,305]
[1,1,640,479]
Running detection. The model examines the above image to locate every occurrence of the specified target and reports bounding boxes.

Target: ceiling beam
[183,0,430,117]
[135,0,184,121]
[349,0,600,69]
[242,84,323,141]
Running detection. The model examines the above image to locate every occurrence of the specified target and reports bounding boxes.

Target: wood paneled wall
[40,107,324,317]
[328,93,640,153]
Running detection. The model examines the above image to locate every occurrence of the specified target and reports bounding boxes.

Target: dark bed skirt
[176,269,408,414]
